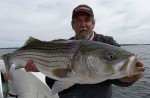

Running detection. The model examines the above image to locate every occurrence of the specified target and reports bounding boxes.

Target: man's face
[72,13,94,40]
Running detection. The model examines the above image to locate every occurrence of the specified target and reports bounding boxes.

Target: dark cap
[72,4,94,18]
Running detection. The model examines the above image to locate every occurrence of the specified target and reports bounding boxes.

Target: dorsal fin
[51,39,67,42]
[24,36,41,45]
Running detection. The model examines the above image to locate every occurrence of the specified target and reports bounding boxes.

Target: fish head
[86,45,144,78]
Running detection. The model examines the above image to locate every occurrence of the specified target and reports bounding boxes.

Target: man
[25,4,144,98]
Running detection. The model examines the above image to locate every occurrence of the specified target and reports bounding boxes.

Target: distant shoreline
[120,44,150,46]
[0,47,18,49]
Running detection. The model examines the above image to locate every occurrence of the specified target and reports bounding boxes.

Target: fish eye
[104,51,116,61]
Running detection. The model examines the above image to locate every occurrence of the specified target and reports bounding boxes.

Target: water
[0,45,150,98]
[0,48,16,59]
[112,45,150,98]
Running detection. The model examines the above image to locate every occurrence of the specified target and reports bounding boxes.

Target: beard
[76,30,89,40]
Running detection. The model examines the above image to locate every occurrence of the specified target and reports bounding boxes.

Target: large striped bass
[1,37,144,95]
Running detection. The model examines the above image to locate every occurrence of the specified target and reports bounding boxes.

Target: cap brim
[72,11,93,18]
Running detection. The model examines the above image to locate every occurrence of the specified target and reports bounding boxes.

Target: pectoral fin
[51,81,74,95]
[52,68,72,78]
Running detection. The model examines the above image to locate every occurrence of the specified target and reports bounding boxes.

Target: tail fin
[1,53,12,75]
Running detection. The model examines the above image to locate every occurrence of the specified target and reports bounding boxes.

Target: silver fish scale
[9,42,77,70]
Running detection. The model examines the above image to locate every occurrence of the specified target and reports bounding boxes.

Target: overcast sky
[0,0,150,48]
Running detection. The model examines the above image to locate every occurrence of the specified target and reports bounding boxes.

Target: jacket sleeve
[106,36,120,47]
[95,34,120,47]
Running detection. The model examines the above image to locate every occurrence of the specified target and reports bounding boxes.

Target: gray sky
[0,0,150,48]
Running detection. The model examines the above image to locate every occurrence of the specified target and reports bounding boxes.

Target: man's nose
[80,21,86,27]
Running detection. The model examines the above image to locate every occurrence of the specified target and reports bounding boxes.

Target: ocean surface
[0,45,150,98]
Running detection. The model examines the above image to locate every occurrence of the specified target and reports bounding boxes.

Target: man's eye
[85,19,91,22]
[75,19,80,22]
[74,21,80,24]
[74,19,81,23]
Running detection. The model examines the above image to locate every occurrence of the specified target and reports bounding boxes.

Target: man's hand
[119,60,144,83]
[25,59,39,72]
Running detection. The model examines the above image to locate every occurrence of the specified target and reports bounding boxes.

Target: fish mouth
[124,55,140,76]
[119,55,139,74]
[128,55,139,68]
